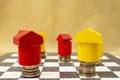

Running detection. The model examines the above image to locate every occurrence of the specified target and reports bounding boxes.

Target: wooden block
[74,28,103,62]
[13,30,43,46]
[56,34,72,56]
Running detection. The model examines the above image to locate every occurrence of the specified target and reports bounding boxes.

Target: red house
[56,34,72,57]
[13,30,43,66]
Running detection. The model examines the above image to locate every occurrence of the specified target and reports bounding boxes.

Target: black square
[7,67,22,71]
[60,72,79,78]
[81,78,100,80]
[0,72,3,76]
[59,63,74,66]
[72,59,79,62]
[76,67,79,71]
[42,67,59,72]
[0,63,14,66]
[40,63,44,66]
[97,72,119,78]
[45,59,58,62]
[101,59,112,62]
[108,67,120,71]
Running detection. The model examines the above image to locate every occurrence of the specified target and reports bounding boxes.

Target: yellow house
[38,32,47,57]
[75,28,103,62]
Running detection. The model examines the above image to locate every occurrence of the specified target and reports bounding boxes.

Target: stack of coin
[79,62,96,77]
[59,56,71,62]
[22,65,40,77]
[41,52,46,58]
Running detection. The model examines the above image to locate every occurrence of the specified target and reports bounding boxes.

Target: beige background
[0,0,120,56]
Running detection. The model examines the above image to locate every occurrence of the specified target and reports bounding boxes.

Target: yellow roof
[38,32,47,40]
[75,28,102,43]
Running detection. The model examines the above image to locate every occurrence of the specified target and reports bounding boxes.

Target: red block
[14,30,43,46]
[13,30,43,66]
[19,45,41,66]
[56,34,72,56]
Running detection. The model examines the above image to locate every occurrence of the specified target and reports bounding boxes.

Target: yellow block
[75,28,103,62]
[38,32,47,52]
[41,44,45,52]
[78,43,100,62]
[98,43,103,58]
[38,32,47,40]
[75,28,102,43]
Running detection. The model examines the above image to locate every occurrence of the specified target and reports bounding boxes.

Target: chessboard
[0,52,120,80]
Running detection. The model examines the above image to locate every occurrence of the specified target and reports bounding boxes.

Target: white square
[2,59,18,63]
[71,56,77,59]
[39,66,43,71]
[100,56,109,59]
[44,62,59,67]
[80,75,99,78]
[59,67,77,72]
[113,71,120,77]
[60,78,80,80]
[19,78,39,80]
[102,62,120,66]
[40,72,59,78]
[96,66,111,72]
[11,53,18,57]
[73,62,80,67]
[101,78,120,80]
[0,66,10,72]
[0,72,21,78]
[46,56,58,59]
[41,59,45,63]
[12,62,21,67]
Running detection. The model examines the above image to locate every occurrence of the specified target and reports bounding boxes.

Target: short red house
[56,34,72,56]
[13,30,43,66]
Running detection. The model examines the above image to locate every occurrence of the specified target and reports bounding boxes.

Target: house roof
[56,34,72,41]
[38,32,47,40]
[13,30,43,46]
[75,28,102,43]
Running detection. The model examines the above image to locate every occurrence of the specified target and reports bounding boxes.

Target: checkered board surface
[0,52,120,80]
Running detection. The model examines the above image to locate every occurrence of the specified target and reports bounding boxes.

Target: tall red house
[13,30,43,66]
[56,34,72,62]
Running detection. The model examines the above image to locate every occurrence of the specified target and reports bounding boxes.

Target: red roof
[56,34,72,41]
[13,30,43,46]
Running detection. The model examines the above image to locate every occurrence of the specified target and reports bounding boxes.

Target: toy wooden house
[38,32,47,58]
[56,34,72,56]
[75,28,103,62]
[13,30,43,66]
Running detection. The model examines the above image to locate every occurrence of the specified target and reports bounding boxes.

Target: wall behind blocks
[0,0,120,55]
